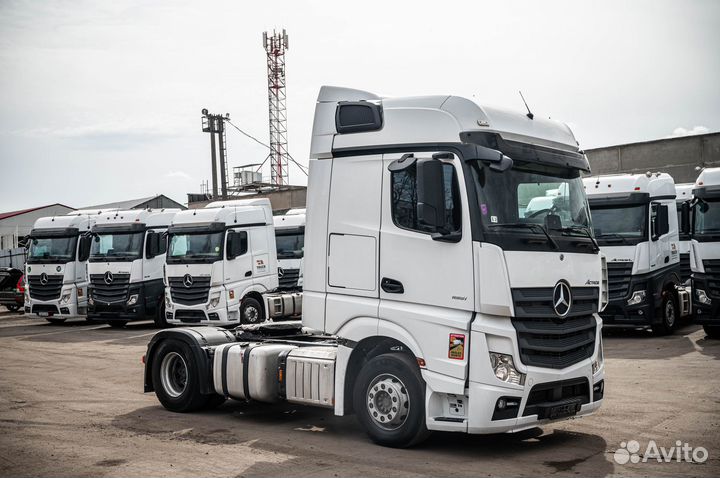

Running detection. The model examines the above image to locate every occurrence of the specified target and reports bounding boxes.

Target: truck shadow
[602,323,701,360]
[114,403,612,476]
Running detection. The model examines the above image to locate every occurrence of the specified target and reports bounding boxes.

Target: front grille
[607,262,633,300]
[512,287,598,319]
[169,276,211,305]
[174,309,206,323]
[278,268,300,289]
[680,253,691,283]
[90,273,130,303]
[512,315,597,369]
[702,260,720,298]
[522,377,591,417]
[27,275,63,301]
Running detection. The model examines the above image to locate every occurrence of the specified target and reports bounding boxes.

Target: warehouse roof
[0,204,75,221]
[82,194,185,211]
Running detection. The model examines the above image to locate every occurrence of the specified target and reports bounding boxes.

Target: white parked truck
[273,210,305,290]
[164,198,297,326]
[24,210,108,323]
[583,173,688,334]
[684,167,720,338]
[675,183,694,283]
[144,86,606,448]
[87,208,180,328]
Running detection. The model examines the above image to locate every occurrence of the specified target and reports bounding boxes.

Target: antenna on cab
[519,90,534,120]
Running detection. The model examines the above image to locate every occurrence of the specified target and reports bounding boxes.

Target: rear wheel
[353,353,430,448]
[152,339,209,412]
[652,293,677,336]
[46,318,66,324]
[240,297,263,325]
[108,321,128,328]
[703,325,720,339]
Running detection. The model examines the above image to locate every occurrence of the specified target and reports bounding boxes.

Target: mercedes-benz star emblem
[104,271,113,285]
[278,267,284,278]
[40,273,48,286]
[553,281,572,318]
[183,274,193,288]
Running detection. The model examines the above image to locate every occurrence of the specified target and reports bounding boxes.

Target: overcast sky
[1,0,718,211]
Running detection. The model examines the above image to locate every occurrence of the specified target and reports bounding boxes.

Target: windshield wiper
[490,223,559,250]
[557,226,600,252]
[596,232,629,244]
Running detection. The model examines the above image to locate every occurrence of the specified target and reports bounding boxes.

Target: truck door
[378,152,474,378]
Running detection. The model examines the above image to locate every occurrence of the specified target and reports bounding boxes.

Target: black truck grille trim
[512,287,598,319]
[169,276,211,305]
[679,253,691,283]
[27,275,64,301]
[702,260,720,298]
[522,377,591,417]
[278,268,300,289]
[512,315,597,369]
[90,273,131,303]
[174,309,207,323]
[607,262,633,300]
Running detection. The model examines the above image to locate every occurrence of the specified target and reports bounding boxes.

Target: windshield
[90,232,144,262]
[694,199,720,239]
[470,162,594,252]
[27,236,77,263]
[589,204,648,245]
[276,229,304,259]
[167,232,224,263]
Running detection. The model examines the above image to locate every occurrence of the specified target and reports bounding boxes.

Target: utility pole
[263,29,289,187]
[201,109,230,199]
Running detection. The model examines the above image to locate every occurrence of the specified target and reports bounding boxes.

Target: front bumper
[691,275,720,324]
[27,299,81,317]
[599,300,654,327]
[166,290,238,326]
[87,284,148,322]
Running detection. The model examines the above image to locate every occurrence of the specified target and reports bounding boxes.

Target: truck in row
[142,86,607,447]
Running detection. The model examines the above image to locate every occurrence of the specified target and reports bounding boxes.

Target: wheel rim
[366,373,410,430]
[160,351,188,398]
[665,299,676,327]
[243,304,260,323]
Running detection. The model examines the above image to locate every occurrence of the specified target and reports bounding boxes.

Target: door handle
[381,277,404,294]
[664,256,669,264]
[245,271,252,277]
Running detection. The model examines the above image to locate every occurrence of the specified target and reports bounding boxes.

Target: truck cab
[675,183,694,283]
[583,173,686,334]
[87,208,180,328]
[273,209,305,290]
[24,210,106,323]
[687,167,720,338]
[164,198,279,326]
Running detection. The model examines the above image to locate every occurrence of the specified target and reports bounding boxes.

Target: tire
[151,338,209,412]
[6,304,20,312]
[703,325,720,339]
[108,321,128,328]
[46,318,66,324]
[240,296,263,325]
[652,293,677,336]
[154,301,169,328]
[353,353,430,448]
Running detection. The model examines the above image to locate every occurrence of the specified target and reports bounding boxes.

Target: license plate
[547,402,581,419]
[38,312,49,317]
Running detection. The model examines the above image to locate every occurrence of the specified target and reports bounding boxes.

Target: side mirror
[416,159,446,230]
[226,231,248,260]
[145,232,160,259]
[681,202,691,235]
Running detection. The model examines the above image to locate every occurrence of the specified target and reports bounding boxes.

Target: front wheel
[151,339,210,412]
[703,325,720,339]
[353,353,430,448]
[154,301,169,328]
[652,293,677,336]
[6,304,20,312]
[240,297,263,325]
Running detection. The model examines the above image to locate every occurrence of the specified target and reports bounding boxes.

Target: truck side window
[391,161,461,234]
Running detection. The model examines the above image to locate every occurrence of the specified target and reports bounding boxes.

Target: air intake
[335,101,383,134]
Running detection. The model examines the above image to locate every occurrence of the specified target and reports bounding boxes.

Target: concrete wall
[188,186,307,213]
[585,132,720,183]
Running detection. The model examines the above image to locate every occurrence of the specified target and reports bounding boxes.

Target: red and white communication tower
[263,29,289,187]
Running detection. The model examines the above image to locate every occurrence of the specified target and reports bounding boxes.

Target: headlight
[592,336,604,375]
[60,290,72,304]
[126,294,139,306]
[696,289,712,305]
[165,293,172,309]
[24,290,30,304]
[207,292,221,309]
[627,290,646,306]
[489,352,525,385]
[600,255,608,312]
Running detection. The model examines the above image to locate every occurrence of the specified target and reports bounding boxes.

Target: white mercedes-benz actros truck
[273,209,305,290]
[686,167,720,338]
[675,183,694,283]
[143,86,606,448]
[25,210,108,324]
[583,173,688,335]
[164,198,292,326]
[87,208,180,328]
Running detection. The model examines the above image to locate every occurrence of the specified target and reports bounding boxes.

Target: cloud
[669,126,710,137]
[165,170,192,180]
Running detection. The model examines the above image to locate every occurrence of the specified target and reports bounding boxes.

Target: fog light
[627,290,646,306]
[126,294,138,306]
[696,289,711,305]
[489,352,525,385]
[60,290,72,304]
[207,292,221,310]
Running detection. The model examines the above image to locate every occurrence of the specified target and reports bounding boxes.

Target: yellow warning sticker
[449,334,465,360]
